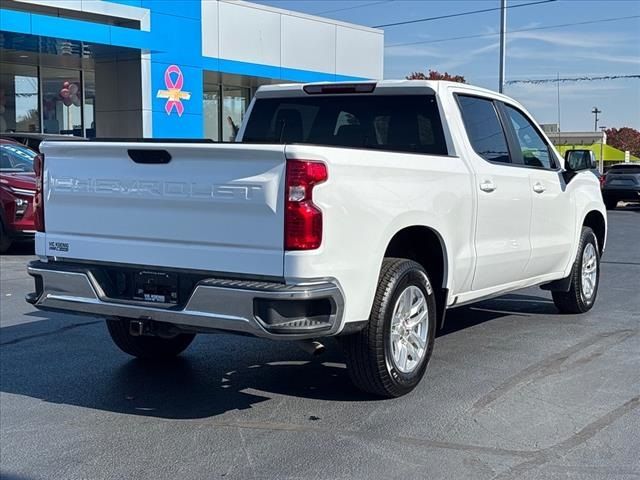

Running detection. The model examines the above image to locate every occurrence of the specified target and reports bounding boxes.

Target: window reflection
[203,83,220,141]
[0,63,40,133]
[223,86,250,142]
[41,67,82,135]
[204,84,251,142]
[84,71,96,138]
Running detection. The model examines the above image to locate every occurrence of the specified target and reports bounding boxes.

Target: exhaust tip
[297,340,325,356]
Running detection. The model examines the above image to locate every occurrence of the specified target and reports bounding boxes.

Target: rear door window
[456,95,511,164]
[243,95,448,155]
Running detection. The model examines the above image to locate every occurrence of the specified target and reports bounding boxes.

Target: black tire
[0,220,12,254]
[106,318,195,359]
[341,258,437,398]
[552,227,600,314]
[604,198,618,210]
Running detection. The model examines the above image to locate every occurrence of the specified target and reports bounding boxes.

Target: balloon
[69,83,78,95]
[71,94,81,107]
[60,88,70,98]
[63,81,70,88]
[62,97,73,107]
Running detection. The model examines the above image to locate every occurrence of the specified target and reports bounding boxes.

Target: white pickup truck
[27,80,606,397]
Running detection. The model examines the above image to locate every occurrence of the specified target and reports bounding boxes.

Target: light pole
[499,0,507,93]
[592,107,601,132]
[556,72,561,142]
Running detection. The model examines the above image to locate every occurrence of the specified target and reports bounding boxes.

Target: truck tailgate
[39,142,286,277]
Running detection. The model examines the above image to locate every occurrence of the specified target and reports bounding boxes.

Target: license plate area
[90,265,227,307]
[133,271,178,304]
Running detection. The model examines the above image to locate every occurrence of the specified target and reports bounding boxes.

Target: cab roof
[255,79,519,104]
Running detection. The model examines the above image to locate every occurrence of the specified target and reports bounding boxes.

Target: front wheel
[106,318,195,359]
[341,258,437,398]
[552,226,600,314]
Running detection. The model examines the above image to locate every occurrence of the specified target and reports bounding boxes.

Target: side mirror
[565,149,596,171]
[563,149,596,183]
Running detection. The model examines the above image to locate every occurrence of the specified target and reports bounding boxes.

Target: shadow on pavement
[1,319,374,420]
[439,293,557,336]
[1,292,557,419]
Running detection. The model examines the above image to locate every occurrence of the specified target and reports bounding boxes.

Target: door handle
[479,180,496,193]
[533,182,546,194]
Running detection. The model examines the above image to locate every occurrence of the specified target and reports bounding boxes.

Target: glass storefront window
[203,83,220,141]
[84,70,96,138]
[204,84,250,142]
[223,86,250,142]
[0,63,40,133]
[41,67,82,135]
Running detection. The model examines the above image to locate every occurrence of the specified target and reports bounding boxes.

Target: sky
[254,0,640,131]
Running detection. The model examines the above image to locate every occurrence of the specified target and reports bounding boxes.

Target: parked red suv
[0,139,37,253]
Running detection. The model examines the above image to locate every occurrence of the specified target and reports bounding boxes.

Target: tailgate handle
[128,149,172,164]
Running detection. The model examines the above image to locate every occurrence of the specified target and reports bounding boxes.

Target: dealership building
[0,0,384,140]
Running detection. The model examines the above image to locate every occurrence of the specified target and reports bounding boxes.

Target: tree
[406,69,466,83]
[604,127,640,158]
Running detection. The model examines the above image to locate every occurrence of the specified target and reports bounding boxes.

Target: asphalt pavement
[1,208,639,480]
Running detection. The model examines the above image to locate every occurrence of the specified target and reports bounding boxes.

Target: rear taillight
[599,174,606,189]
[284,159,328,250]
[33,154,45,232]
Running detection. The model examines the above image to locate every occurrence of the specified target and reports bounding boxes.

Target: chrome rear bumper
[26,261,344,340]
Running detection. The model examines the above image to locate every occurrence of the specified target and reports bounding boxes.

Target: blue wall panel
[31,13,111,44]
[0,8,149,49]
[148,13,202,68]
[151,61,203,138]
[151,62,203,116]
[141,0,201,20]
[107,0,143,7]
[109,27,150,50]
[152,111,203,138]
[0,8,31,34]
[145,4,203,138]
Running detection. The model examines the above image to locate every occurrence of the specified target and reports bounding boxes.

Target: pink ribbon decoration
[156,65,191,117]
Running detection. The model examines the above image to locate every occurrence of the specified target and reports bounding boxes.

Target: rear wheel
[106,318,195,359]
[341,258,436,398]
[552,227,600,314]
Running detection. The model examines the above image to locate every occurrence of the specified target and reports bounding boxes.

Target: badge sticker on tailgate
[48,241,69,252]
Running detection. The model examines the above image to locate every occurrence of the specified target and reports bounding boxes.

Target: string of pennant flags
[506,74,640,85]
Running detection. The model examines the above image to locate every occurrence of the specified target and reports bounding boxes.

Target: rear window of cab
[243,95,449,156]
[608,164,640,174]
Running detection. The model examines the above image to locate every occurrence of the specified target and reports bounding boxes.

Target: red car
[0,139,37,253]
